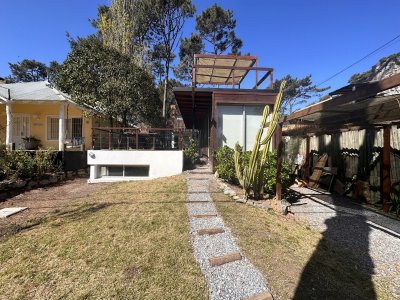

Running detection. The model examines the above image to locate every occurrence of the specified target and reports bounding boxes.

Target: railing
[91,127,199,151]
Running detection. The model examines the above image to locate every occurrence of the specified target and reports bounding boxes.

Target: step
[192,214,217,218]
[197,227,225,236]
[245,291,274,300]
[209,252,242,267]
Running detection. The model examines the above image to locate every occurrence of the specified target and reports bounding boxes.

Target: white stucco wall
[87,150,183,183]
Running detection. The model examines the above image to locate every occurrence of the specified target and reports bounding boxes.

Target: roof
[194,54,257,85]
[0,81,68,102]
[283,73,400,136]
[174,87,277,128]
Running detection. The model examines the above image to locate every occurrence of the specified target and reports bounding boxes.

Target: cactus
[234,81,286,199]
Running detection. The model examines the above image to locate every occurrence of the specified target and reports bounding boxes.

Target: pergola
[280,73,400,211]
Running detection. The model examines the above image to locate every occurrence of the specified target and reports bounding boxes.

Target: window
[100,165,150,177]
[47,117,83,141]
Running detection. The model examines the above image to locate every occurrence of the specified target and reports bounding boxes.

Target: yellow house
[0,81,99,150]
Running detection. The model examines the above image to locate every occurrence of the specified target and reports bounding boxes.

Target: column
[59,103,65,151]
[5,102,12,149]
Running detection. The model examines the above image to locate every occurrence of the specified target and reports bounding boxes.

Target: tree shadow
[293,209,376,299]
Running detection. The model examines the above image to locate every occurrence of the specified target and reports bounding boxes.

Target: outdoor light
[88,152,96,159]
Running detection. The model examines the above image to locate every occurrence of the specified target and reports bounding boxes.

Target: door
[12,114,30,148]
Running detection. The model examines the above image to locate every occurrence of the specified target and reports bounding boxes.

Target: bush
[0,150,57,180]
[183,138,199,169]
[390,183,400,216]
[216,146,236,183]
[262,151,292,194]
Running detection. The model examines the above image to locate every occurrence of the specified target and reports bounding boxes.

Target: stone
[209,252,242,267]
[0,192,8,201]
[0,207,27,218]
[197,227,225,235]
[28,180,38,189]
[49,175,58,184]
[13,180,26,189]
[39,179,50,186]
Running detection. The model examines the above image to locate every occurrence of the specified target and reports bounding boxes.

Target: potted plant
[22,136,41,150]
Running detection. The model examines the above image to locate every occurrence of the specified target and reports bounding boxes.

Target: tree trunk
[163,63,169,119]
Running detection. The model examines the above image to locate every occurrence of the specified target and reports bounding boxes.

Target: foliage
[56,36,161,127]
[234,81,286,199]
[273,74,329,114]
[195,3,242,55]
[349,52,400,84]
[0,150,57,180]
[216,146,236,183]
[6,59,48,83]
[173,33,204,82]
[183,137,199,168]
[151,0,195,118]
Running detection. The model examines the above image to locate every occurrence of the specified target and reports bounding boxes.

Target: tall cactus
[234,81,286,199]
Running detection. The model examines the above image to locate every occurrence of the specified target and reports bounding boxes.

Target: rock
[229,191,236,197]
[13,180,26,189]
[0,192,8,201]
[233,196,239,200]
[39,179,50,186]
[28,180,38,189]
[0,181,8,191]
[49,175,58,184]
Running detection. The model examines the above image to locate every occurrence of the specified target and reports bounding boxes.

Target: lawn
[0,175,207,299]
[212,181,394,300]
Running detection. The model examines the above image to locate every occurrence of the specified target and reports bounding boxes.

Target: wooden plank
[308,153,328,188]
[192,214,218,218]
[197,227,225,236]
[209,252,242,267]
[382,125,391,212]
[245,291,274,300]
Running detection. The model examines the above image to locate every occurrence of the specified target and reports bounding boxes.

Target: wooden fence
[283,125,400,204]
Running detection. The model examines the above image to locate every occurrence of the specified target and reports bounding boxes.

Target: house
[173,54,279,168]
[0,81,101,151]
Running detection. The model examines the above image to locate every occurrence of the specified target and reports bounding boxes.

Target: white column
[59,103,65,151]
[5,102,12,149]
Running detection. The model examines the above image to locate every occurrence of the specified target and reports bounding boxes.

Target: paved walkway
[289,186,400,297]
[186,165,272,300]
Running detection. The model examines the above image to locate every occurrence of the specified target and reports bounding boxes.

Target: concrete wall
[87,150,183,183]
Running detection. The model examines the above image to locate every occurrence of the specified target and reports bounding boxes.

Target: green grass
[212,183,395,300]
[0,175,207,299]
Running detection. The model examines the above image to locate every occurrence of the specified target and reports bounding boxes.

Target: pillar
[382,125,391,212]
[5,102,12,149]
[59,103,65,151]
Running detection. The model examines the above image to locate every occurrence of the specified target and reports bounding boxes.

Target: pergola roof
[282,73,400,136]
[194,54,257,85]
[0,81,68,101]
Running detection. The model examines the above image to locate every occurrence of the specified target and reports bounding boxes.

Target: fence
[91,127,199,151]
[283,125,400,204]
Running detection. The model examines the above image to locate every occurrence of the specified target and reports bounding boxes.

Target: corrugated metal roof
[0,81,68,101]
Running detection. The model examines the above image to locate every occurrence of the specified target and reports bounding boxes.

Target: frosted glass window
[245,106,265,151]
[217,105,243,148]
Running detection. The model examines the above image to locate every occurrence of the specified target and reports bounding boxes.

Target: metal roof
[0,81,68,101]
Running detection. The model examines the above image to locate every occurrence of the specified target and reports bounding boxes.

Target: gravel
[186,166,271,300]
[289,185,400,297]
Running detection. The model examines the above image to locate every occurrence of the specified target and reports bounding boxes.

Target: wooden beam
[194,64,273,72]
[194,54,257,60]
[252,70,272,89]
[284,73,400,122]
[304,136,310,181]
[382,125,391,213]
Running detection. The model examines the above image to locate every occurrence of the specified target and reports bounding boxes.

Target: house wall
[87,150,183,182]
[0,102,93,150]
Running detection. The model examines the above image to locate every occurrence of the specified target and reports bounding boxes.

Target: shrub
[216,146,236,183]
[183,138,199,169]
[390,183,400,216]
[263,151,292,194]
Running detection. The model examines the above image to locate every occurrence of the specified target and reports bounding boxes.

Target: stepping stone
[209,252,242,267]
[245,291,274,300]
[0,207,27,218]
[192,214,217,218]
[197,227,225,236]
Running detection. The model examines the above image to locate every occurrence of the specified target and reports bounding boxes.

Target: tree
[56,35,161,127]
[6,59,48,83]
[173,33,204,82]
[195,4,242,55]
[151,0,195,118]
[47,60,61,84]
[273,75,330,115]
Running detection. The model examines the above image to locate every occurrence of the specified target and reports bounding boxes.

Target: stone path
[186,165,272,300]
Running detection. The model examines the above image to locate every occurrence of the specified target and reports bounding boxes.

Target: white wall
[87,150,183,183]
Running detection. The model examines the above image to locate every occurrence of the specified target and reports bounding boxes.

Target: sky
[1,0,400,108]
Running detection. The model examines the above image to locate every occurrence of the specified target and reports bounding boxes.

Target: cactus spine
[234,81,286,199]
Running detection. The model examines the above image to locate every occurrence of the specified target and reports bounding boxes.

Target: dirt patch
[0,178,110,237]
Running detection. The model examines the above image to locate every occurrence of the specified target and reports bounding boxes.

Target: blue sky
[1,0,400,107]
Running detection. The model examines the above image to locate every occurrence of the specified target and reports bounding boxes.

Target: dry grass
[0,175,207,299]
[212,181,394,300]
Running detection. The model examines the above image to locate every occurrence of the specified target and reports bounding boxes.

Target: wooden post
[275,123,283,201]
[304,136,310,181]
[108,130,112,150]
[382,125,391,212]
[255,59,259,89]
[136,130,139,149]
[210,94,217,171]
